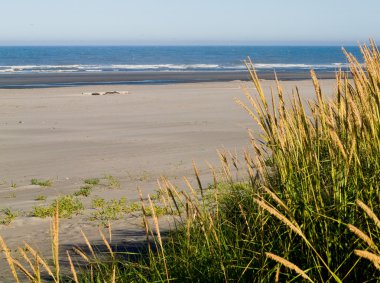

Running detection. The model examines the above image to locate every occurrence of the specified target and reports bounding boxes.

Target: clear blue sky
[1,0,379,45]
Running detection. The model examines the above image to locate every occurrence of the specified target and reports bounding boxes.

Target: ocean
[0,46,362,74]
[0,46,363,87]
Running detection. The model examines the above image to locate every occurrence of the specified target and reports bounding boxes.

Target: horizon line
[0,43,363,47]
[0,39,372,47]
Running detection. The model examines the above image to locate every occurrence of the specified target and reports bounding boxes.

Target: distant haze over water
[0,46,363,74]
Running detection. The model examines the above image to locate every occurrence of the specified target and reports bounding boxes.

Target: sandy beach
[0,79,336,280]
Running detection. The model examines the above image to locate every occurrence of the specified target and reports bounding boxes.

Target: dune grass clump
[103,41,380,281]
[2,41,380,282]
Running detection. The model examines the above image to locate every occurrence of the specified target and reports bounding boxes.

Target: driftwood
[82,91,129,96]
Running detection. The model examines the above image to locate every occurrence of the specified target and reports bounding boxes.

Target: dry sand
[0,79,336,281]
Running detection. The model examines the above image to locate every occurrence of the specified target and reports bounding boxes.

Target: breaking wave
[0,63,350,73]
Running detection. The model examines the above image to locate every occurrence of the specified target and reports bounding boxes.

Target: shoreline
[0,70,340,88]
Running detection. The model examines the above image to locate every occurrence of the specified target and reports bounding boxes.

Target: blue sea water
[0,46,362,74]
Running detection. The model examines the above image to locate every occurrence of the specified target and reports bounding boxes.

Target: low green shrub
[104,175,120,189]
[0,209,17,225]
[91,197,141,222]
[34,195,47,201]
[32,195,83,218]
[31,178,52,187]
[73,185,92,197]
[84,178,100,186]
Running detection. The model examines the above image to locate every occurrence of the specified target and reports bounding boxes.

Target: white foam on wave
[0,68,16,73]
[252,63,350,69]
[84,69,103,72]
[111,64,220,70]
[0,64,223,73]
[0,62,352,73]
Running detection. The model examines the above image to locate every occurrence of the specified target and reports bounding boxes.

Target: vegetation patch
[32,195,83,218]
[84,178,100,186]
[30,178,52,187]
[149,189,163,201]
[91,197,141,222]
[34,195,47,201]
[144,204,171,217]
[0,208,17,225]
[73,185,92,197]
[104,175,120,189]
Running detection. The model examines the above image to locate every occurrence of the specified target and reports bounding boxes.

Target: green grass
[148,205,171,217]
[31,178,52,187]
[104,175,120,189]
[92,197,106,208]
[34,195,47,201]
[0,209,17,225]
[73,185,92,197]
[91,197,141,222]
[91,197,127,221]
[32,195,84,218]
[149,189,162,201]
[84,178,100,186]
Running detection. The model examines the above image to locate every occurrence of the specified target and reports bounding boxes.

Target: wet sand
[0,70,339,88]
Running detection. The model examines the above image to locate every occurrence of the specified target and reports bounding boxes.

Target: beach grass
[2,41,380,282]
[83,178,100,186]
[73,185,92,197]
[30,178,52,187]
[104,175,121,189]
[34,195,47,201]
[0,209,17,225]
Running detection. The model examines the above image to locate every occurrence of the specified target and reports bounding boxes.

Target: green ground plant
[149,189,162,201]
[0,209,17,225]
[73,185,92,197]
[31,178,52,187]
[144,203,171,217]
[34,195,47,201]
[91,197,141,222]
[84,178,100,186]
[32,195,83,218]
[104,175,121,189]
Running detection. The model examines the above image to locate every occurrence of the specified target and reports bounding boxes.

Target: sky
[1,0,379,45]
